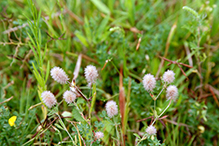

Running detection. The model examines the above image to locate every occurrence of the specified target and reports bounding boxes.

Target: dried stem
[158,56,193,79]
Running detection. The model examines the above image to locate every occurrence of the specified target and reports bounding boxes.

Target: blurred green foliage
[0,0,219,145]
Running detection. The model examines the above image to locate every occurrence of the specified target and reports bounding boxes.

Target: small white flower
[146,125,157,135]
[166,85,178,100]
[106,100,118,118]
[84,65,98,85]
[143,74,156,92]
[41,91,57,108]
[50,67,69,84]
[162,70,175,84]
[95,131,104,139]
[63,90,77,104]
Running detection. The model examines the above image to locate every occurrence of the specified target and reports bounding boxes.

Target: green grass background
[0,0,219,145]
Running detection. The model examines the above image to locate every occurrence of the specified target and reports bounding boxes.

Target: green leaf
[32,62,43,86]
[53,126,63,141]
[62,111,72,118]
[77,98,85,104]
[75,30,89,47]
[42,43,47,62]
[96,15,110,39]
[84,17,92,43]
[89,83,96,118]
[125,0,135,25]
[55,123,64,130]
[91,0,110,15]
[45,61,50,86]
[27,33,36,48]
[72,108,84,122]
[103,120,113,134]
[133,133,141,139]
[28,42,38,62]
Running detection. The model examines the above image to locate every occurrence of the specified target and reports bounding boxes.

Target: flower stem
[56,113,76,145]
[154,99,156,119]
[152,99,172,125]
[155,86,165,100]
[113,117,120,145]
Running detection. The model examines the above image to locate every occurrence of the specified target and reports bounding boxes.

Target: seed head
[95,131,104,139]
[143,74,156,92]
[63,90,77,104]
[84,65,98,85]
[50,67,69,84]
[162,70,175,84]
[166,85,178,100]
[41,91,57,108]
[146,125,157,135]
[106,100,118,118]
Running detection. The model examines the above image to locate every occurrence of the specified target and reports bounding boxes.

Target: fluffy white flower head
[95,131,104,139]
[143,74,156,92]
[41,91,57,108]
[106,100,118,118]
[50,67,69,84]
[162,70,175,84]
[146,125,157,135]
[166,85,178,100]
[63,90,77,104]
[84,65,98,84]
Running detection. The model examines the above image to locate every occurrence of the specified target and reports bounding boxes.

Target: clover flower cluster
[40,65,106,142]
[84,65,99,87]
[146,125,157,135]
[142,70,178,100]
[142,70,179,136]
[95,131,104,139]
[105,100,118,118]
[41,91,57,108]
[42,65,98,108]
[47,66,118,120]
[166,85,178,101]
[50,67,69,84]
[42,65,120,120]
[162,70,175,84]
[142,74,156,92]
[63,90,77,104]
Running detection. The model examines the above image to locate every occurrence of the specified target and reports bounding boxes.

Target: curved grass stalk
[56,113,77,145]
[152,99,172,126]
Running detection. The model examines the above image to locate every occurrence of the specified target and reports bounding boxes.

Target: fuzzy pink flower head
[41,91,57,108]
[166,85,178,100]
[106,100,118,118]
[143,74,156,92]
[162,70,175,84]
[84,65,98,85]
[50,67,69,84]
[146,125,157,135]
[63,90,77,104]
[95,131,104,139]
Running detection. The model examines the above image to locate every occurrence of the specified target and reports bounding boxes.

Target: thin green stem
[136,135,147,146]
[88,86,93,119]
[128,72,142,82]
[151,99,172,126]
[113,117,120,145]
[56,113,76,145]
[110,60,120,75]
[153,85,166,122]
[155,86,165,100]
[154,100,156,119]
